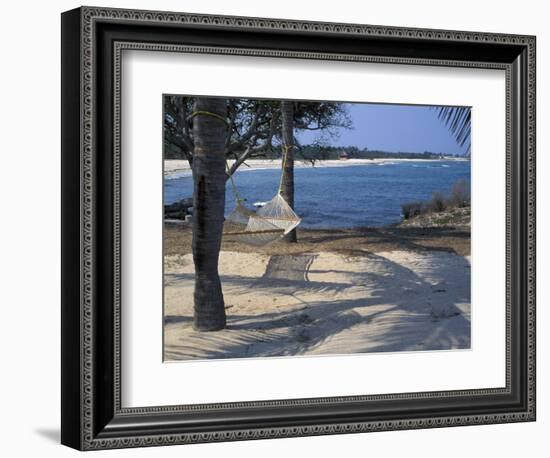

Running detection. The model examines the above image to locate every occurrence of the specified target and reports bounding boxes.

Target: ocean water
[164,160,470,228]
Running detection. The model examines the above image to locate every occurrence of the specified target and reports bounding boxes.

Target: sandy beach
[164,225,471,361]
[164,157,469,178]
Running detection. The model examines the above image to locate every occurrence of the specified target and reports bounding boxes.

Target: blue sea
[164,160,470,228]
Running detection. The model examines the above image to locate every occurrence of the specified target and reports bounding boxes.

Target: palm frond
[434,106,471,154]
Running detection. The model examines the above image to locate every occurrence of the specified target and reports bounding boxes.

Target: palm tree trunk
[191,98,227,331]
[280,100,297,243]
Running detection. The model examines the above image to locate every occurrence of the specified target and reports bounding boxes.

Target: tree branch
[226,105,267,153]
[225,115,277,179]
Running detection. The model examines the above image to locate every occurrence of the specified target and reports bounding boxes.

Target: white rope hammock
[223,146,301,246]
[187,112,300,246]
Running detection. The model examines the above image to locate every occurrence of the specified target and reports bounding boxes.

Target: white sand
[164,157,468,178]
[164,250,471,360]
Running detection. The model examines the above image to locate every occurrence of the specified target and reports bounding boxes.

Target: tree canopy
[163,96,352,175]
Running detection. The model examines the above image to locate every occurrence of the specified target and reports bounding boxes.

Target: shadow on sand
[164,250,470,360]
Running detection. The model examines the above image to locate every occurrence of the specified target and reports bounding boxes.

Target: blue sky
[297,103,470,155]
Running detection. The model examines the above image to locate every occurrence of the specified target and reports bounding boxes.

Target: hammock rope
[223,143,301,246]
[278,144,291,194]
[189,110,230,126]
[225,159,243,204]
[189,110,300,246]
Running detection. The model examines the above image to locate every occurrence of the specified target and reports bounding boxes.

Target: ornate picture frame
[61,6,536,450]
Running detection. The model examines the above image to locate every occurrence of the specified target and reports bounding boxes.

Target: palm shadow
[164,250,471,360]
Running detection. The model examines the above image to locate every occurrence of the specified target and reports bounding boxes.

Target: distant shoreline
[164,157,469,177]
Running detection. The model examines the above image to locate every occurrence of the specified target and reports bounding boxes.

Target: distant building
[339,151,349,160]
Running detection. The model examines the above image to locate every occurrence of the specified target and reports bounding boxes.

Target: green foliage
[266,145,446,161]
[401,201,425,219]
[401,180,471,220]
[428,192,447,213]
[448,179,470,208]
[163,96,353,166]
[434,106,471,154]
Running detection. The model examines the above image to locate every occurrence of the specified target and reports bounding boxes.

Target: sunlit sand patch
[164,250,471,361]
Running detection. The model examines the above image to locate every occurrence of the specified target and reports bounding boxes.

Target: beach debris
[430,304,461,319]
[297,313,314,325]
[431,282,448,293]
[164,197,193,220]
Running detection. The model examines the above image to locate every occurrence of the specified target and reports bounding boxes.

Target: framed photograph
[61,6,536,450]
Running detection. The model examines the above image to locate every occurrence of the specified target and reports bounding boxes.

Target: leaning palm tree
[191,97,228,331]
[435,106,471,155]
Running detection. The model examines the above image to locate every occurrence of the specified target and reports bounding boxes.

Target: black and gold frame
[61,6,535,450]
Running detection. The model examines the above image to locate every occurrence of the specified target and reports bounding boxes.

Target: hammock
[224,202,286,246]
[223,146,301,246]
[188,111,301,246]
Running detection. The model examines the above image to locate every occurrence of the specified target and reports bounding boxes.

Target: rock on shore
[400,206,470,228]
[164,197,193,220]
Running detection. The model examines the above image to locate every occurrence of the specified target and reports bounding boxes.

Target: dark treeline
[165,143,464,161]
[285,145,464,161]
